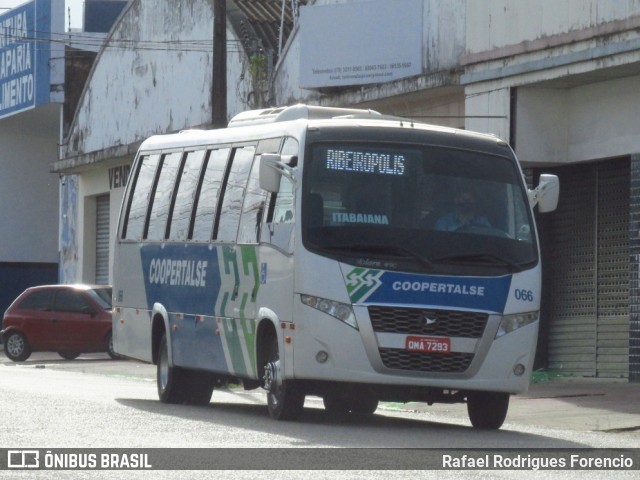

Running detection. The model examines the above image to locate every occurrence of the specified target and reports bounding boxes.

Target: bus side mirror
[260,154,283,193]
[528,174,560,213]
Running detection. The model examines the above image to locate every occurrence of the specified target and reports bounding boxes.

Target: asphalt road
[0,352,638,479]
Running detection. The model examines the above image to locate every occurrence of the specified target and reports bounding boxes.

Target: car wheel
[106,331,119,359]
[4,331,31,362]
[58,351,80,360]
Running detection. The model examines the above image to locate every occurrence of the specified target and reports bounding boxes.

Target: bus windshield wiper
[431,253,522,271]
[322,244,433,270]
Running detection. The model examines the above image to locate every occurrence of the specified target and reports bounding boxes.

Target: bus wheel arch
[256,318,277,383]
[151,313,168,365]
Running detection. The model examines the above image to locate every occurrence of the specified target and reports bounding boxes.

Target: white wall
[273,0,466,106]
[0,104,60,263]
[465,88,511,141]
[61,0,251,158]
[466,0,640,54]
[514,76,640,165]
[514,88,568,165]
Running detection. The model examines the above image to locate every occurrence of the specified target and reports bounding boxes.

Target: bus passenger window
[191,148,229,241]
[237,155,268,244]
[216,146,256,242]
[123,154,160,240]
[146,152,182,241]
[169,150,206,241]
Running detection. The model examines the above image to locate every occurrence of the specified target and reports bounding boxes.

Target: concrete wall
[273,0,466,110]
[466,0,640,54]
[60,0,251,163]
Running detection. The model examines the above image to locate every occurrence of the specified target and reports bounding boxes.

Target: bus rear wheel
[466,391,509,430]
[157,333,214,406]
[263,338,304,420]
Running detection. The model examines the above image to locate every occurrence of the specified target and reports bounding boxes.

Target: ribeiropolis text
[442,453,634,470]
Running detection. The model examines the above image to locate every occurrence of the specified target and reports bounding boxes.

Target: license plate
[405,336,451,354]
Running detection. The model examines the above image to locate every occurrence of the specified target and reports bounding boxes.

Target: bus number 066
[514,289,534,302]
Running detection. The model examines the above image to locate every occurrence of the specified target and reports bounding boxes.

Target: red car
[1,284,116,361]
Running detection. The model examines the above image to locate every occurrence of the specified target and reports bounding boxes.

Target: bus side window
[168,150,206,241]
[215,146,256,242]
[122,154,161,240]
[237,155,268,244]
[145,152,183,241]
[191,148,229,241]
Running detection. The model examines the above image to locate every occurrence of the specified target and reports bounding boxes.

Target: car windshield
[302,141,536,275]
[87,287,112,310]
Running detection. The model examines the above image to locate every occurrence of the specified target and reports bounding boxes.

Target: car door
[52,289,103,351]
[14,289,57,350]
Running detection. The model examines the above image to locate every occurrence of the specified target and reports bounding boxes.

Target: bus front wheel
[466,391,509,429]
[263,338,305,420]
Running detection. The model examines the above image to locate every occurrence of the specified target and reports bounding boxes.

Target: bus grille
[369,306,488,373]
[368,306,488,338]
[379,348,474,373]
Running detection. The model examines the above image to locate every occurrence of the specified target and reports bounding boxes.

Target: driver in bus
[435,189,492,232]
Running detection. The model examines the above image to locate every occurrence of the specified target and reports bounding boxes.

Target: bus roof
[137,105,508,153]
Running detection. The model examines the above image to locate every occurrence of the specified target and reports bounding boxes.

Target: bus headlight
[300,294,358,330]
[496,311,538,339]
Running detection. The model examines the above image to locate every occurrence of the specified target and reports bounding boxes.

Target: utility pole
[212,0,227,128]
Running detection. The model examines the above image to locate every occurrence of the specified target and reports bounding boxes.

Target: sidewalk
[511,377,640,433]
[394,377,640,433]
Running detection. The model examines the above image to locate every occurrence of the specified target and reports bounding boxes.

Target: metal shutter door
[95,194,110,285]
[596,158,629,378]
[546,164,597,376]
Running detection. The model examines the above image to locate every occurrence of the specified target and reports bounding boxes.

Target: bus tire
[350,396,379,415]
[323,395,351,415]
[323,395,378,415]
[264,338,304,421]
[157,333,187,404]
[466,391,509,430]
[181,370,215,406]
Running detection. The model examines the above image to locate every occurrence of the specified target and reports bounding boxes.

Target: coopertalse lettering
[149,259,208,287]
[392,280,485,296]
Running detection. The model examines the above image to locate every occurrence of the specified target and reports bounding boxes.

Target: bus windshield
[302,141,536,275]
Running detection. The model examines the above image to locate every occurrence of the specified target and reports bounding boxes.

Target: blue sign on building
[0,0,53,119]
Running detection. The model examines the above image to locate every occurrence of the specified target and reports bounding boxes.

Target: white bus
[112,104,559,429]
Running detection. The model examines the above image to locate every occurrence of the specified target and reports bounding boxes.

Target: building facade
[53,0,640,380]
[0,0,65,312]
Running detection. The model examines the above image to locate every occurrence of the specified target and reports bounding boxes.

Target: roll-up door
[540,158,629,378]
[596,158,629,378]
[95,194,110,285]
[545,163,597,376]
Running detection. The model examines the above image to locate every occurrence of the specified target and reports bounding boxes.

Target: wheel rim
[264,360,281,408]
[7,334,24,357]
